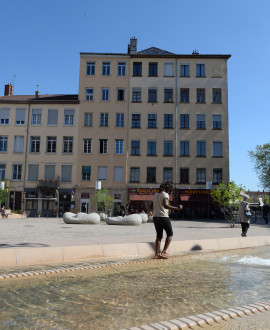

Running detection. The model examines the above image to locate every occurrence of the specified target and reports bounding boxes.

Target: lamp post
[95,181,101,212]
[206,181,212,219]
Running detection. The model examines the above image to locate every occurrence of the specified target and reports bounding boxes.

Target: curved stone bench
[99,213,107,221]
[138,213,148,223]
[106,214,142,226]
[63,212,100,224]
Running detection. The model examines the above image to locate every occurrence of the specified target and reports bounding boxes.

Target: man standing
[149,182,183,259]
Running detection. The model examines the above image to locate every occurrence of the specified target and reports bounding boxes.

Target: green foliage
[249,142,270,191]
[0,187,7,206]
[211,181,245,227]
[93,189,114,212]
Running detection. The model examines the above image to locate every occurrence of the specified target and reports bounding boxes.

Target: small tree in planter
[94,189,114,216]
[210,181,244,227]
[0,187,7,208]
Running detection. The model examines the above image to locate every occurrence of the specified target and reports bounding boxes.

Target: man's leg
[155,238,161,258]
[161,236,173,255]
[160,218,173,258]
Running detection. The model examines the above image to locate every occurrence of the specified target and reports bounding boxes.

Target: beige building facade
[77,39,230,218]
[0,86,79,216]
[0,39,230,218]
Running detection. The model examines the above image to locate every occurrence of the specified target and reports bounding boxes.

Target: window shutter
[48,110,58,125]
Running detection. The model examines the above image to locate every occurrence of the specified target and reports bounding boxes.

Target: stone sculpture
[99,213,107,221]
[63,212,100,224]
[138,213,148,223]
[106,214,142,226]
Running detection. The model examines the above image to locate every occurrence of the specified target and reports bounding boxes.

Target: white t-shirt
[152,191,169,217]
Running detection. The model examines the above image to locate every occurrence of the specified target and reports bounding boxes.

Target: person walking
[263,204,270,224]
[148,182,183,259]
[237,194,251,237]
[1,205,6,219]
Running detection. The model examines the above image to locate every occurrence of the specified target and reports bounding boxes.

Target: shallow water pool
[1,247,270,329]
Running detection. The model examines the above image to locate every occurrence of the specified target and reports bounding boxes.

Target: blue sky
[1,0,269,191]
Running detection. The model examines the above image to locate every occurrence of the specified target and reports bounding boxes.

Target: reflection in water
[1,247,270,329]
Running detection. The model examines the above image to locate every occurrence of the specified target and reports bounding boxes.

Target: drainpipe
[175,58,178,205]
[22,103,31,213]
[126,55,131,213]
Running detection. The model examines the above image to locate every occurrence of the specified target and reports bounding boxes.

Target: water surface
[1,247,270,329]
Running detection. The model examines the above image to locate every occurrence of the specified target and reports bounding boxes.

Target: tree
[248,142,270,191]
[0,187,8,207]
[93,189,114,214]
[210,181,244,227]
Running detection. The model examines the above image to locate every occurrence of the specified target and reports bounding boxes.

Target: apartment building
[77,38,231,218]
[0,84,79,216]
[0,38,230,218]
[76,52,129,213]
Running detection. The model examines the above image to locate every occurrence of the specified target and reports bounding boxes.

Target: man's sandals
[158,252,170,259]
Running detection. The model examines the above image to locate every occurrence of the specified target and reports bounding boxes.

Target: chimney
[128,37,137,54]
[4,83,13,96]
[35,85,40,99]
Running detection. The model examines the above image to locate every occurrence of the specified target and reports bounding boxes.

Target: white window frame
[101,88,109,101]
[15,109,26,125]
[84,113,93,127]
[63,137,73,153]
[12,164,22,180]
[99,139,108,154]
[30,136,40,153]
[64,109,75,126]
[31,109,42,125]
[0,136,8,152]
[118,62,126,76]
[14,136,24,153]
[47,137,57,153]
[0,109,10,125]
[85,88,94,101]
[83,139,92,154]
[86,62,95,76]
[115,139,124,154]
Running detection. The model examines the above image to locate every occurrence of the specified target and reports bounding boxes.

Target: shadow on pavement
[0,243,49,248]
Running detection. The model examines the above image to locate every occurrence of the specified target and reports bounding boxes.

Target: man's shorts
[153,217,173,239]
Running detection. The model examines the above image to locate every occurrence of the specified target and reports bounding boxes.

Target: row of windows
[131,113,222,129]
[0,162,222,185]
[0,109,75,126]
[84,112,222,129]
[130,140,223,157]
[0,136,74,153]
[129,167,222,184]
[0,135,223,157]
[0,164,72,182]
[85,87,222,103]
[86,61,207,78]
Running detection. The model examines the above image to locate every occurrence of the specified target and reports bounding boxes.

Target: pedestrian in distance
[263,203,270,224]
[237,194,251,237]
[1,205,6,219]
[148,182,183,259]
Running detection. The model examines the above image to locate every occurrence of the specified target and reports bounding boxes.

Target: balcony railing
[38,180,59,188]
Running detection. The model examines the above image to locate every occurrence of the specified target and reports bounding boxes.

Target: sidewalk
[1,216,270,268]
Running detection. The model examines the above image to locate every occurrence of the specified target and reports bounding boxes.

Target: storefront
[127,187,218,219]
[127,187,160,214]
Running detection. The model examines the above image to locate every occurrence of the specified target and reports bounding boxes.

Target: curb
[122,301,270,330]
[1,236,270,268]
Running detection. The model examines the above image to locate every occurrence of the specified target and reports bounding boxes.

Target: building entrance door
[81,202,89,213]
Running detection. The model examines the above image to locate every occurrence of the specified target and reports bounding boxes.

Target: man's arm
[163,198,183,211]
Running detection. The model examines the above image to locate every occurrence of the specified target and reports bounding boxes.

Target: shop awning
[130,194,153,201]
